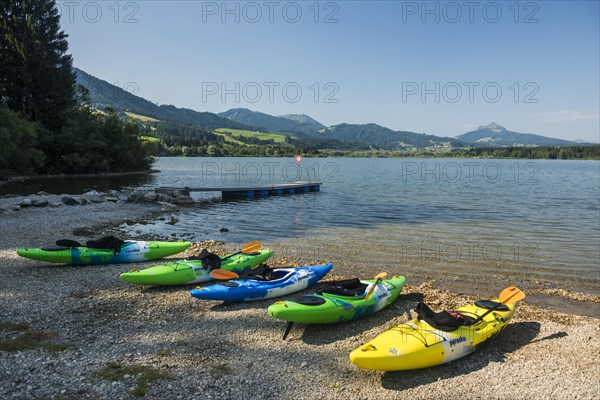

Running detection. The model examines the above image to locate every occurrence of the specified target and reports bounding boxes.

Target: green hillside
[216,128,288,143]
[218,108,322,133]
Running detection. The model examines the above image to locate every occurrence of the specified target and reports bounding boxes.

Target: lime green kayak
[268,275,405,324]
[16,241,191,265]
[119,249,274,285]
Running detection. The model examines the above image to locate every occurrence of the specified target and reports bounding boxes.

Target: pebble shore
[1,198,599,399]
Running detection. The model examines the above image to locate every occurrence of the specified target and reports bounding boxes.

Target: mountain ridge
[74,68,587,150]
[218,108,322,134]
[457,122,584,147]
[74,68,251,131]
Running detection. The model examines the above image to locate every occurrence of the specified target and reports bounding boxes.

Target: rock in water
[61,196,77,206]
[18,198,32,207]
[31,199,49,207]
[144,191,158,202]
[86,194,104,203]
[175,196,194,205]
[128,190,146,203]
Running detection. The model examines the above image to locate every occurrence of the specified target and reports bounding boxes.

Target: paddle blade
[374,272,388,280]
[242,241,262,253]
[365,272,388,300]
[210,269,240,280]
[499,286,526,304]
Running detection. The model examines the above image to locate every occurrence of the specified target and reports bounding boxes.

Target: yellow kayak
[350,287,525,371]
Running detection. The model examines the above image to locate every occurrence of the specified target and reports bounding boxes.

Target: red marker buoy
[295,155,303,163]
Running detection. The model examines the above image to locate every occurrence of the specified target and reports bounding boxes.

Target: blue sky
[59,1,599,141]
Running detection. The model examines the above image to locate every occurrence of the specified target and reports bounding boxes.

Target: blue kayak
[190,263,333,302]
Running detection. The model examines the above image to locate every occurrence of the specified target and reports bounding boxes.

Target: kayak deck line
[157,181,322,199]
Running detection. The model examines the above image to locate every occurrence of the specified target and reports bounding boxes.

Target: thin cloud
[532,111,600,123]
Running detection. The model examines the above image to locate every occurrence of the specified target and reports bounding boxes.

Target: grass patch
[125,112,160,122]
[96,362,171,397]
[0,322,31,331]
[0,330,69,352]
[212,130,249,145]
[157,349,172,357]
[215,128,287,143]
[140,135,161,143]
[211,362,232,375]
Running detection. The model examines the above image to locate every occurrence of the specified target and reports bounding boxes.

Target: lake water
[5,157,600,298]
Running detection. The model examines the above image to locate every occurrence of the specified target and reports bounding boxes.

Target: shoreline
[2,195,598,317]
[0,169,159,187]
[1,200,598,399]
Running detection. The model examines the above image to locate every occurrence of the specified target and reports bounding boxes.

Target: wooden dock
[157,181,321,200]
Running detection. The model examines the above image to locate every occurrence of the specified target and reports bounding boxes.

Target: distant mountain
[574,139,598,144]
[315,123,465,150]
[278,114,324,128]
[457,122,582,147]
[74,68,250,131]
[218,108,321,133]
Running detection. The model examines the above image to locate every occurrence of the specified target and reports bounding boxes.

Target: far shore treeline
[1,1,599,179]
[0,0,152,176]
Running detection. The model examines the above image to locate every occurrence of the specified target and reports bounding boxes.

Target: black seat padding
[475,299,509,311]
[415,302,466,332]
[241,264,273,281]
[189,249,221,271]
[86,236,125,252]
[55,239,84,248]
[290,295,326,306]
[318,278,368,297]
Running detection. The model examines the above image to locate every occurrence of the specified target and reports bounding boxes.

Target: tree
[1,0,76,131]
[0,104,45,175]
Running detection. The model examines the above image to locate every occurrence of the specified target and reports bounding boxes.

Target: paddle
[211,264,272,280]
[220,241,262,261]
[472,286,526,324]
[365,272,388,300]
[210,269,239,280]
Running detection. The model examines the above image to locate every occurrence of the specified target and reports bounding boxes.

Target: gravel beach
[1,197,599,399]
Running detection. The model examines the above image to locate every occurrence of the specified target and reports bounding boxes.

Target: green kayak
[16,240,191,265]
[119,249,274,285]
[268,275,405,324]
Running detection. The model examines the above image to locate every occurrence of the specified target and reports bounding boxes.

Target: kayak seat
[219,281,240,287]
[475,300,509,311]
[289,295,327,306]
[457,313,478,326]
[415,302,466,332]
[241,264,273,281]
[318,278,368,297]
[246,274,268,281]
[86,236,125,251]
[242,251,261,256]
[55,239,84,248]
